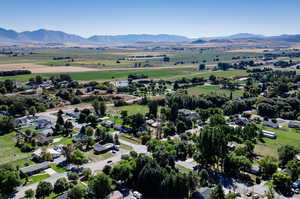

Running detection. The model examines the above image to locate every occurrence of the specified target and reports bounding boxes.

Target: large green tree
[88,173,112,198]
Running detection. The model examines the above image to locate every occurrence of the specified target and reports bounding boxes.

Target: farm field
[187,85,244,98]
[0,132,32,167]
[0,68,248,82]
[0,63,101,73]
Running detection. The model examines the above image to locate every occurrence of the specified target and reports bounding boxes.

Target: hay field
[0,63,101,73]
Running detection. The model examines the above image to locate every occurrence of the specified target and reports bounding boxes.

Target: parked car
[293,179,300,189]
[107,160,113,164]
[133,191,143,199]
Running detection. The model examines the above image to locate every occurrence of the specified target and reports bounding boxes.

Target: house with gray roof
[20,161,50,176]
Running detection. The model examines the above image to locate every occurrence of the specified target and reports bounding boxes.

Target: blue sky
[1,0,300,38]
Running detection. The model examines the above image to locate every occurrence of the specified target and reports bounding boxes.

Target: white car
[133,191,142,199]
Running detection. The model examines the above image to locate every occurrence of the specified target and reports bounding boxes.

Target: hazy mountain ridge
[0,28,192,44]
[1,27,300,44]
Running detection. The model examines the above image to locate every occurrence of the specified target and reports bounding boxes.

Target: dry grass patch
[0,63,101,73]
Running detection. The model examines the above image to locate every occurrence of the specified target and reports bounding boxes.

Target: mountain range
[0,28,192,44]
[1,27,300,45]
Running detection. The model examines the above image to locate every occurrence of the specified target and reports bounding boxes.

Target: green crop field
[0,68,247,82]
[188,85,244,98]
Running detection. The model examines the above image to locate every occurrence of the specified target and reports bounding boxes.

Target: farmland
[188,85,244,98]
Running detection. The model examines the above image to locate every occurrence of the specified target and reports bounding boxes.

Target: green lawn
[50,163,67,173]
[0,132,33,167]
[187,85,243,98]
[108,116,123,125]
[119,134,141,144]
[26,173,50,186]
[85,151,113,162]
[117,104,149,115]
[254,125,300,157]
[120,143,133,151]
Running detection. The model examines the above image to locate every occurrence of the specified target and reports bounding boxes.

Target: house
[235,117,250,126]
[54,192,69,199]
[66,111,80,119]
[94,143,118,154]
[151,121,163,128]
[15,117,28,127]
[105,191,123,199]
[20,161,50,176]
[40,128,53,136]
[262,121,279,129]
[0,111,10,116]
[249,165,260,175]
[34,135,54,145]
[101,121,113,128]
[288,121,300,129]
[192,187,213,199]
[178,109,200,120]
[32,148,61,159]
[35,119,51,129]
[73,133,87,142]
[262,130,277,139]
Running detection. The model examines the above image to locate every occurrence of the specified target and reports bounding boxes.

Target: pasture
[187,85,244,98]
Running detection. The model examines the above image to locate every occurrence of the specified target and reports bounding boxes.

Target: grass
[175,164,192,173]
[187,85,243,98]
[55,137,73,146]
[108,116,123,125]
[0,132,33,167]
[85,151,114,162]
[50,163,67,173]
[119,134,141,144]
[254,125,300,157]
[117,104,149,115]
[26,173,50,186]
[120,143,133,151]
[0,67,196,81]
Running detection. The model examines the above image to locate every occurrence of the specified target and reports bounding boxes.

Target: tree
[258,156,278,177]
[194,126,228,169]
[198,64,206,70]
[88,173,112,198]
[272,172,292,194]
[114,133,120,145]
[54,177,69,194]
[70,149,88,167]
[56,114,64,126]
[286,160,300,181]
[35,181,53,199]
[82,168,92,181]
[148,100,158,118]
[99,102,106,116]
[209,184,225,199]
[0,116,15,135]
[25,189,34,198]
[278,145,298,166]
[68,184,87,199]
[0,166,21,195]
[199,169,209,187]
[209,114,226,126]
[92,100,101,115]
[224,152,251,176]
[28,106,37,116]
[110,160,134,184]
[121,110,128,119]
